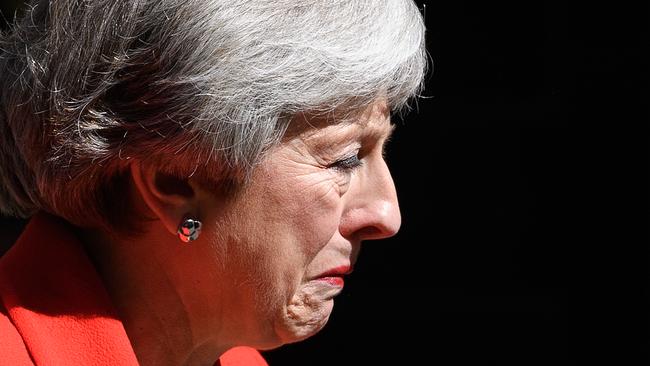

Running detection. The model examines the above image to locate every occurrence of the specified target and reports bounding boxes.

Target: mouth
[314,265,352,287]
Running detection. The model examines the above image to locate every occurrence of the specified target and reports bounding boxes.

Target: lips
[319,265,351,277]
[318,276,345,287]
[315,265,351,287]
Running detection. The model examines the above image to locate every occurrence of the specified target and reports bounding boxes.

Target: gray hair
[0,0,427,233]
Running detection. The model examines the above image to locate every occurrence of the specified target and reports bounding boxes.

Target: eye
[330,154,363,173]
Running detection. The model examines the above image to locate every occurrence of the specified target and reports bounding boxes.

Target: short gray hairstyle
[0,0,427,233]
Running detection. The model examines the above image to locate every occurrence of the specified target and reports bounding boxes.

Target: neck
[78,225,230,366]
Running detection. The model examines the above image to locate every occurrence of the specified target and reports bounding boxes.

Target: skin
[82,99,401,366]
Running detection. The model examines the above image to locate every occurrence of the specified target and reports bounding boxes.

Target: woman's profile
[0,1,427,365]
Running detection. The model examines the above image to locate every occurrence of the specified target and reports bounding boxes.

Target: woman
[0,0,426,365]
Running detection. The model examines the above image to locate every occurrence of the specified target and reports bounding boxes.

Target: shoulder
[0,302,34,366]
[218,346,269,366]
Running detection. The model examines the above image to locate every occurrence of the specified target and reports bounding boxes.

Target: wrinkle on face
[191,99,396,349]
[277,280,337,342]
[262,100,396,341]
[266,141,343,204]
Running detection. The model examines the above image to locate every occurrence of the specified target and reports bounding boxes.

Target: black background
[2,1,649,365]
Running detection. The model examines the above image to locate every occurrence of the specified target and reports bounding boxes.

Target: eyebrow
[364,118,396,144]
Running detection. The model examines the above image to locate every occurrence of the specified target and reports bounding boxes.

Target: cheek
[221,172,342,286]
[284,176,343,258]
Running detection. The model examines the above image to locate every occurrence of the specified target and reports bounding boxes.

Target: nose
[340,157,401,241]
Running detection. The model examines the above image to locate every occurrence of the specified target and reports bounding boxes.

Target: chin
[273,281,339,345]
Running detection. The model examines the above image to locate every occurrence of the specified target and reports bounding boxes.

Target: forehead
[284,100,393,143]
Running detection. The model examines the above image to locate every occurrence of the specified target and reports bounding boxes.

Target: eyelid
[330,154,362,172]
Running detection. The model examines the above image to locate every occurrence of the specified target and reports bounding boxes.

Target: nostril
[356,222,400,241]
[357,226,382,240]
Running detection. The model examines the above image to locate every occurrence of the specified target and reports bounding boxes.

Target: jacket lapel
[0,212,139,366]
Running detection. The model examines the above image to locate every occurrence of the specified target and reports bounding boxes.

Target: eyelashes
[328,137,392,174]
[330,154,363,173]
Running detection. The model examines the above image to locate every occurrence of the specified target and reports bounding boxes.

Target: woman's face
[196,100,401,349]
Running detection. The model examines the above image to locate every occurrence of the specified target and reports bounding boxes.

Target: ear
[130,161,197,237]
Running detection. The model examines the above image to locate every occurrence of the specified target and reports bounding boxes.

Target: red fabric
[0,301,34,365]
[0,212,268,366]
[217,347,269,366]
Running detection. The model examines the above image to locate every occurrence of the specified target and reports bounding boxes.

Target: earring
[177,217,202,243]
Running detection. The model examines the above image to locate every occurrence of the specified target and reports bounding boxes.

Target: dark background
[2,1,648,365]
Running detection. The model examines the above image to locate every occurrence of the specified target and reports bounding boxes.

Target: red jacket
[0,213,268,366]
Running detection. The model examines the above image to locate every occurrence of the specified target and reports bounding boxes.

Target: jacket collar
[0,212,139,365]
